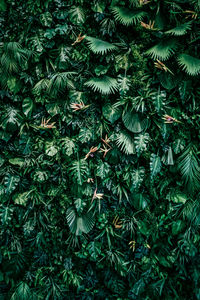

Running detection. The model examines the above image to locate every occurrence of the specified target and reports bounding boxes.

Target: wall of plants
[0,0,200,299]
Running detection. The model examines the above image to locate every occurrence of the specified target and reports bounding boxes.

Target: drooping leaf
[22,98,33,117]
[150,154,162,179]
[85,36,118,55]
[102,103,122,123]
[122,112,147,133]
[84,76,119,94]
[177,54,200,76]
[115,131,135,155]
[111,6,146,26]
[146,39,178,60]
[165,21,192,36]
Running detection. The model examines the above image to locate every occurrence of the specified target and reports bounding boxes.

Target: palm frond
[178,145,200,191]
[85,36,118,55]
[84,76,119,94]
[66,207,95,235]
[111,6,146,26]
[177,54,200,75]
[122,112,147,133]
[165,21,192,36]
[146,39,178,60]
[115,131,135,155]
[48,72,76,95]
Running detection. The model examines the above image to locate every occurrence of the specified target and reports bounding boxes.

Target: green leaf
[111,6,146,26]
[45,141,58,156]
[122,112,147,133]
[0,0,7,11]
[165,21,192,36]
[168,191,187,203]
[22,98,33,117]
[66,207,95,235]
[150,154,162,179]
[9,158,24,167]
[69,159,89,185]
[13,191,31,206]
[177,54,200,76]
[4,174,20,194]
[134,133,150,154]
[102,103,122,123]
[146,39,178,60]
[115,131,135,155]
[69,6,85,24]
[172,220,185,235]
[178,145,200,191]
[0,206,14,225]
[87,241,101,260]
[40,12,52,27]
[86,36,118,55]
[84,76,119,94]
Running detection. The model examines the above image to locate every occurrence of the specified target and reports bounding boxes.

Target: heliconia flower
[72,33,86,46]
[154,60,174,75]
[141,20,155,30]
[184,10,198,19]
[162,114,181,124]
[40,118,56,129]
[91,188,104,203]
[87,178,94,183]
[113,216,122,229]
[70,101,90,112]
[85,146,98,160]
[129,240,136,252]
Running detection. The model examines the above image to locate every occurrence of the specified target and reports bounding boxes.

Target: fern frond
[85,36,118,55]
[111,6,146,26]
[84,76,119,94]
[146,39,178,60]
[165,21,192,36]
[177,54,200,75]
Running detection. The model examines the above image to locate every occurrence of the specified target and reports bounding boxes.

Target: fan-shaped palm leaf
[122,112,147,133]
[115,131,135,155]
[178,145,200,191]
[177,54,200,76]
[146,39,178,60]
[111,6,146,25]
[85,36,118,55]
[84,76,119,94]
[66,207,95,235]
[165,21,192,36]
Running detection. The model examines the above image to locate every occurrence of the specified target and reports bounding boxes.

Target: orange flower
[40,118,56,129]
[72,33,86,46]
[84,146,98,160]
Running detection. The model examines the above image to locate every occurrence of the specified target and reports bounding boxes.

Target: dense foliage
[0,0,200,299]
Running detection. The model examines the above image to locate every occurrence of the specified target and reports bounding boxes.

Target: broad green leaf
[122,112,147,133]
[45,141,58,156]
[102,103,122,123]
[150,154,162,179]
[13,191,30,206]
[9,158,24,167]
[22,98,33,117]
[4,174,20,194]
